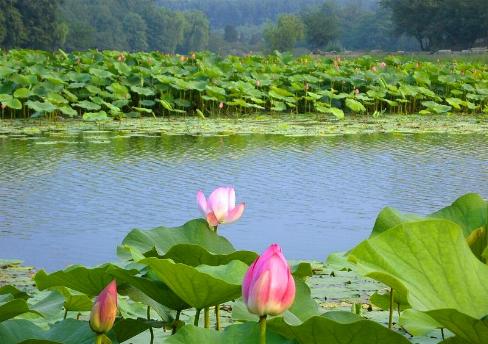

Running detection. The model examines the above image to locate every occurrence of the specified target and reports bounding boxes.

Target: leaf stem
[259,315,267,344]
[147,306,154,344]
[388,288,394,329]
[215,304,221,330]
[204,307,210,328]
[63,309,68,319]
[194,308,201,326]
[172,310,181,335]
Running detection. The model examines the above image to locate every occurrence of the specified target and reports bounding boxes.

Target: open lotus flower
[197,187,245,227]
[242,244,295,317]
[90,280,118,334]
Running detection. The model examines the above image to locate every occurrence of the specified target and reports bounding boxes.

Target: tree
[301,2,341,50]
[382,0,488,50]
[123,13,148,51]
[263,15,305,52]
[224,25,239,43]
[178,11,210,53]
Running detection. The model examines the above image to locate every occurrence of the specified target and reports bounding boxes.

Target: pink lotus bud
[219,102,224,109]
[379,62,387,68]
[1,103,6,110]
[90,280,118,334]
[242,244,295,316]
[197,187,245,227]
[354,88,360,95]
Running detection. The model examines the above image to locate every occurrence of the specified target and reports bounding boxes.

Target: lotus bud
[197,187,245,227]
[90,280,118,335]
[304,83,309,91]
[117,54,125,62]
[1,103,6,110]
[379,62,387,69]
[354,88,360,95]
[219,102,224,109]
[371,66,378,72]
[191,52,196,60]
[242,244,295,316]
[256,80,261,87]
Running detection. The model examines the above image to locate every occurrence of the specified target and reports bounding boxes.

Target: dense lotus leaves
[140,258,248,309]
[35,263,189,311]
[0,319,122,344]
[118,219,235,259]
[267,312,410,344]
[1,50,487,121]
[162,322,295,344]
[348,219,488,341]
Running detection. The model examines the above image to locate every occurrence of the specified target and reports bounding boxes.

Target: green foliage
[263,15,305,52]
[0,50,487,120]
[383,0,488,50]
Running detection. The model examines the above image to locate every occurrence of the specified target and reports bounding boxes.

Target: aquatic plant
[0,50,487,122]
[0,192,486,343]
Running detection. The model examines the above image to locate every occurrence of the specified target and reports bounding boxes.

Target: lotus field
[1,50,488,121]
[0,188,486,344]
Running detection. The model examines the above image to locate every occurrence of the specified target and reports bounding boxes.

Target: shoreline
[1,114,488,138]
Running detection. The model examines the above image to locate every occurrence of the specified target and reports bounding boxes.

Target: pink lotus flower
[379,62,387,69]
[242,244,296,316]
[90,280,118,334]
[197,187,245,227]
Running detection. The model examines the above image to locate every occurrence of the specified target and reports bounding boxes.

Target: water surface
[0,133,487,270]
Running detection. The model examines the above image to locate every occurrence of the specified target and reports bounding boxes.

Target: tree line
[0,0,209,53]
[0,0,487,53]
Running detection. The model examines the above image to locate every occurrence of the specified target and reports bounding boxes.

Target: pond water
[0,133,487,271]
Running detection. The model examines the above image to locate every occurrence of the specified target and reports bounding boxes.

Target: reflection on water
[0,133,487,270]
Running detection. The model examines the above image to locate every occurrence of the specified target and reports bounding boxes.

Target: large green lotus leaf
[163,322,294,344]
[157,244,257,267]
[371,207,423,236]
[399,309,442,337]
[370,193,488,260]
[27,292,65,320]
[0,285,29,300]
[35,265,114,296]
[430,193,488,259]
[425,310,488,344]
[51,287,92,312]
[349,220,488,317]
[430,193,487,236]
[268,312,410,344]
[140,258,247,309]
[118,219,235,259]
[0,299,32,322]
[107,265,189,311]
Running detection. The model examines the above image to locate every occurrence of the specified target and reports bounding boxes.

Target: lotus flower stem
[215,304,221,330]
[147,306,154,344]
[194,308,201,326]
[204,307,210,328]
[95,335,103,344]
[441,328,445,340]
[388,288,394,329]
[259,315,267,344]
[172,310,181,334]
[63,309,68,319]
